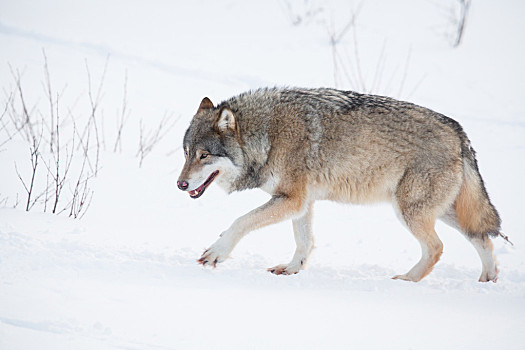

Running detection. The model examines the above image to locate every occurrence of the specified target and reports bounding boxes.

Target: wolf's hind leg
[392,218,443,282]
[392,168,453,282]
[468,234,498,282]
[268,202,314,275]
[439,207,498,282]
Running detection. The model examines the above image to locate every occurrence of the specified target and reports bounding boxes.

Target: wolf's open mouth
[188,170,219,199]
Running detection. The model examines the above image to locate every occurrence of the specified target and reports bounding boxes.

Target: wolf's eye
[200,152,209,160]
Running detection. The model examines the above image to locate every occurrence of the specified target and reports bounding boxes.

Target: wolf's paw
[479,269,498,283]
[197,238,233,268]
[392,274,420,282]
[267,263,301,276]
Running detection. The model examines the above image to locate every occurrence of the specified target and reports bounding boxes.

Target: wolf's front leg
[198,194,307,268]
[268,202,314,275]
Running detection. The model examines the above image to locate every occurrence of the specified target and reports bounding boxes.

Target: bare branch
[42,49,56,153]
[113,70,130,153]
[83,57,108,175]
[453,0,471,48]
[370,39,388,94]
[9,66,38,144]
[3,55,128,219]
[0,89,17,149]
[137,113,178,167]
[15,143,42,211]
[397,46,412,98]
[279,0,324,26]
[326,2,363,89]
[0,195,8,207]
[350,24,366,92]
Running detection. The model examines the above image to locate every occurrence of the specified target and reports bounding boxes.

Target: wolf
[177,87,504,282]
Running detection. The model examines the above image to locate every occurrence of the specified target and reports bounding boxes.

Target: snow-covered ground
[1,1,524,349]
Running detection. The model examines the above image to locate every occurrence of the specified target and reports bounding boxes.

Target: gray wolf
[177,87,504,282]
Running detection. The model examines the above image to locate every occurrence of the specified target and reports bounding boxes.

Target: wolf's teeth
[194,191,199,195]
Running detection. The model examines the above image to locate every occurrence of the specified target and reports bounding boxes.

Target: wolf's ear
[197,97,214,113]
[215,107,236,133]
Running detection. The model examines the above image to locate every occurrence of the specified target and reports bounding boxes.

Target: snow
[1,0,524,349]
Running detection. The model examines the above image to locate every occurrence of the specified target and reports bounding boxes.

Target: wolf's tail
[455,139,501,237]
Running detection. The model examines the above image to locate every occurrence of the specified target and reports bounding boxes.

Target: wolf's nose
[177,180,189,191]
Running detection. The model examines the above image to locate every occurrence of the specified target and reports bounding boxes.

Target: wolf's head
[177,97,243,199]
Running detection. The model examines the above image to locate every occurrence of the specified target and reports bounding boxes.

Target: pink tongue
[189,190,197,196]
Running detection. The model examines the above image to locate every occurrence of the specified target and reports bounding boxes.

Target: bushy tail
[455,141,501,237]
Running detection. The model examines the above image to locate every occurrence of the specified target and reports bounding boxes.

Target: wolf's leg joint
[439,207,499,282]
[470,234,498,282]
[393,227,443,282]
[268,202,314,276]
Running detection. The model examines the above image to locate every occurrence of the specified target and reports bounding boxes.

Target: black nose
[177,180,189,190]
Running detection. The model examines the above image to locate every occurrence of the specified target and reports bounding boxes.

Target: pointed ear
[197,97,214,113]
[215,107,236,132]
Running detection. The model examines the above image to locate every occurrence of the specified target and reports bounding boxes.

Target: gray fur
[178,87,503,282]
